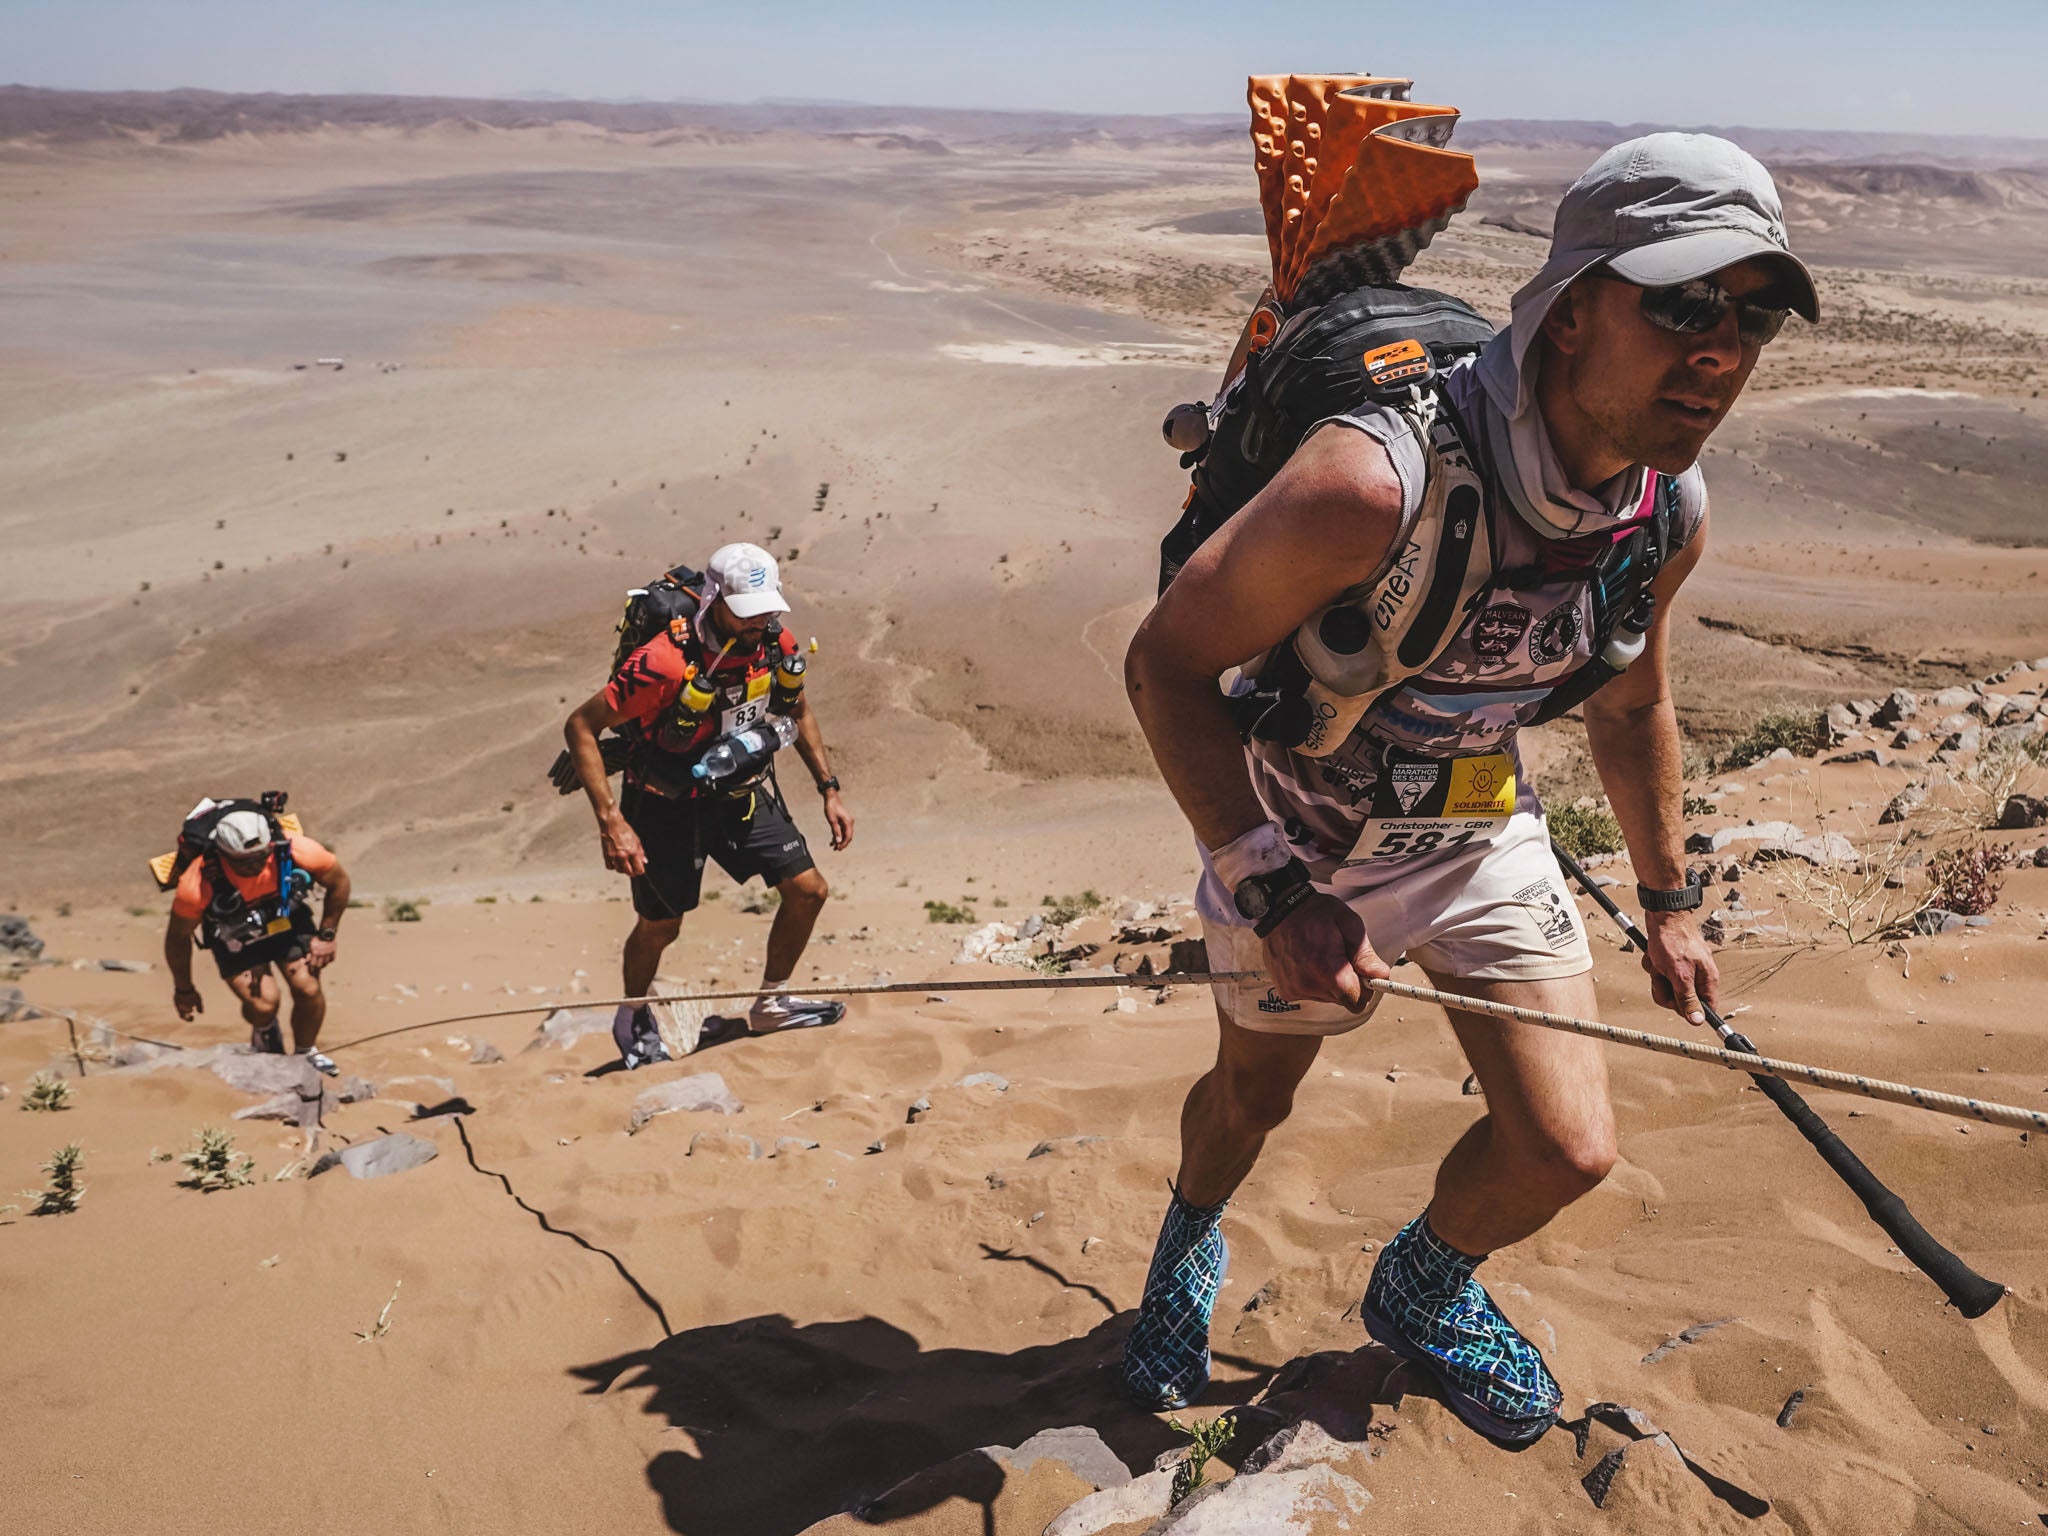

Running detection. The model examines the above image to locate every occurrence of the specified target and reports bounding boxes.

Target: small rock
[468,1041,504,1064]
[1913,908,1966,936]
[1028,1135,1105,1159]
[1880,782,1929,824]
[339,1132,438,1180]
[0,914,46,960]
[1721,862,1742,882]
[95,958,153,973]
[1891,726,1924,748]
[1996,795,2048,831]
[687,1130,762,1160]
[1965,915,1993,929]
[1825,749,1887,766]
[2034,847,2048,869]
[906,1095,931,1124]
[958,1071,1010,1092]
[0,985,40,1022]
[1765,746,1795,761]
[628,1072,742,1131]
[773,1136,820,1155]
[1776,1388,1807,1428]
[1871,689,1919,726]
[1461,1073,1482,1096]
[1933,687,1976,710]
[528,1006,616,1051]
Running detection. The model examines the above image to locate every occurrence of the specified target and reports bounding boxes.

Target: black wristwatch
[1636,883,1703,913]
[816,776,841,795]
[315,927,338,942]
[1233,858,1316,937]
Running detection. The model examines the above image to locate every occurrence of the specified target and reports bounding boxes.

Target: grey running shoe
[302,1049,339,1078]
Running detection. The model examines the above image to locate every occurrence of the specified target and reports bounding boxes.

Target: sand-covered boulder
[628,1071,742,1131]
[337,1132,438,1179]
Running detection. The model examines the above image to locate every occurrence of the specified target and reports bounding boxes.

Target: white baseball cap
[213,810,271,855]
[708,542,790,619]
[1483,132,1820,416]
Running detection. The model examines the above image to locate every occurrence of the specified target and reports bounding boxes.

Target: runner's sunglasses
[1596,271,1791,346]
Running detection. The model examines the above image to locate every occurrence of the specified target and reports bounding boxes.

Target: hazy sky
[10,0,2048,139]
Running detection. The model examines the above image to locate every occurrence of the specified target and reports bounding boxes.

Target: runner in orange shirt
[163,809,353,1074]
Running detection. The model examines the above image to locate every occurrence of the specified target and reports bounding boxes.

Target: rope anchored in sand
[323,969,2047,1135]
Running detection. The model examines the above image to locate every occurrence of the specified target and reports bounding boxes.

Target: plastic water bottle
[691,714,798,785]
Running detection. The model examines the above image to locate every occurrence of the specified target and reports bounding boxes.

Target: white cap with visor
[707,542,791,619]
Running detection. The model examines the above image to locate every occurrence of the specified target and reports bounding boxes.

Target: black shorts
[621,777,815,920]
[207,906,317,979]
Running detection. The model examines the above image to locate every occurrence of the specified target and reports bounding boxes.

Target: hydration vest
[150,794,309,950]
[1158,293,1677,758]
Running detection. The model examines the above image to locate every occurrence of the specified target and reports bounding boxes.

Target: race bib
[720,696,768,735]
[1346,748,1515,864]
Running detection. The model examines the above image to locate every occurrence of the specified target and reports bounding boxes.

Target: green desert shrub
[1718,707,1828,770]
[1548,804,1625,860]
[179,1127,255,1191]
[21,1073,72,1112]
[25,1143,85,1215]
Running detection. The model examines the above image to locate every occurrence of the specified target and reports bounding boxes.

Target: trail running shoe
[748,994,846,1034]
[615,1005,670,1070]
[250,1021,285,1055]
[1121,1190,1229,1410]
[302,1049,339,1078]
[1360,1214,1561,1447]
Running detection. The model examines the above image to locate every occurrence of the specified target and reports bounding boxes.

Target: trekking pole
[1550,840,2007,1318]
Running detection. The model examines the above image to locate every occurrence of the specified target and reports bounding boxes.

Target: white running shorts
[1198,808,1594,1036]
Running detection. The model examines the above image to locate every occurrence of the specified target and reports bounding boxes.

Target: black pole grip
[1550,841,2005,1318]
[1737,1060,2005,1317]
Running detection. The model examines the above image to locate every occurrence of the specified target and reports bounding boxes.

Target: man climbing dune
[1123,134,1818,1443]
[562,542,855,1065]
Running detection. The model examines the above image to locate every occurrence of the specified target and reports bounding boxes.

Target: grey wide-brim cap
[1481,131,1821,417]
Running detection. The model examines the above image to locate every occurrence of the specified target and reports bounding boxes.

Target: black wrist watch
[315,927,338,942]
[816,776,841,795]
[1233,858,1316,937]
[1636,883,1703,913]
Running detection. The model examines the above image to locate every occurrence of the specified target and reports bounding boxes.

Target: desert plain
[3,87,2048,1533]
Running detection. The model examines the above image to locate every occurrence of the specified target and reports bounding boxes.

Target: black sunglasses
[1596,271,1791,346]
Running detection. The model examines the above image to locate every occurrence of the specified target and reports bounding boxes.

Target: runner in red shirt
[563,543,855,1063]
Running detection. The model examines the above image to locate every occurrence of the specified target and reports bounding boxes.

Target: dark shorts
[621,777,815,920]
[207,906,317,980]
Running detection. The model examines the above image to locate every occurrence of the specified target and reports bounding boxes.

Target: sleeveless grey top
[1246,356,1705,879]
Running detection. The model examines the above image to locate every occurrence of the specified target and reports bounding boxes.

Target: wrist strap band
[1253,872,1317,938]
[1210,821,1293,891]
[1637,882,1703,913]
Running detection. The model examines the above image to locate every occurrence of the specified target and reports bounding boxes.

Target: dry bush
[1767,786,1930,945]
[1925,745,2047,834]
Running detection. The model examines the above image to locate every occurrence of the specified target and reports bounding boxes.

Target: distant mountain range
[2,85,2042,168]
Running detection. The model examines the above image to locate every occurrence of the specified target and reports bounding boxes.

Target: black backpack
[610,563,709,677]
[1158,282,1495,594]
[150,792,291,892]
